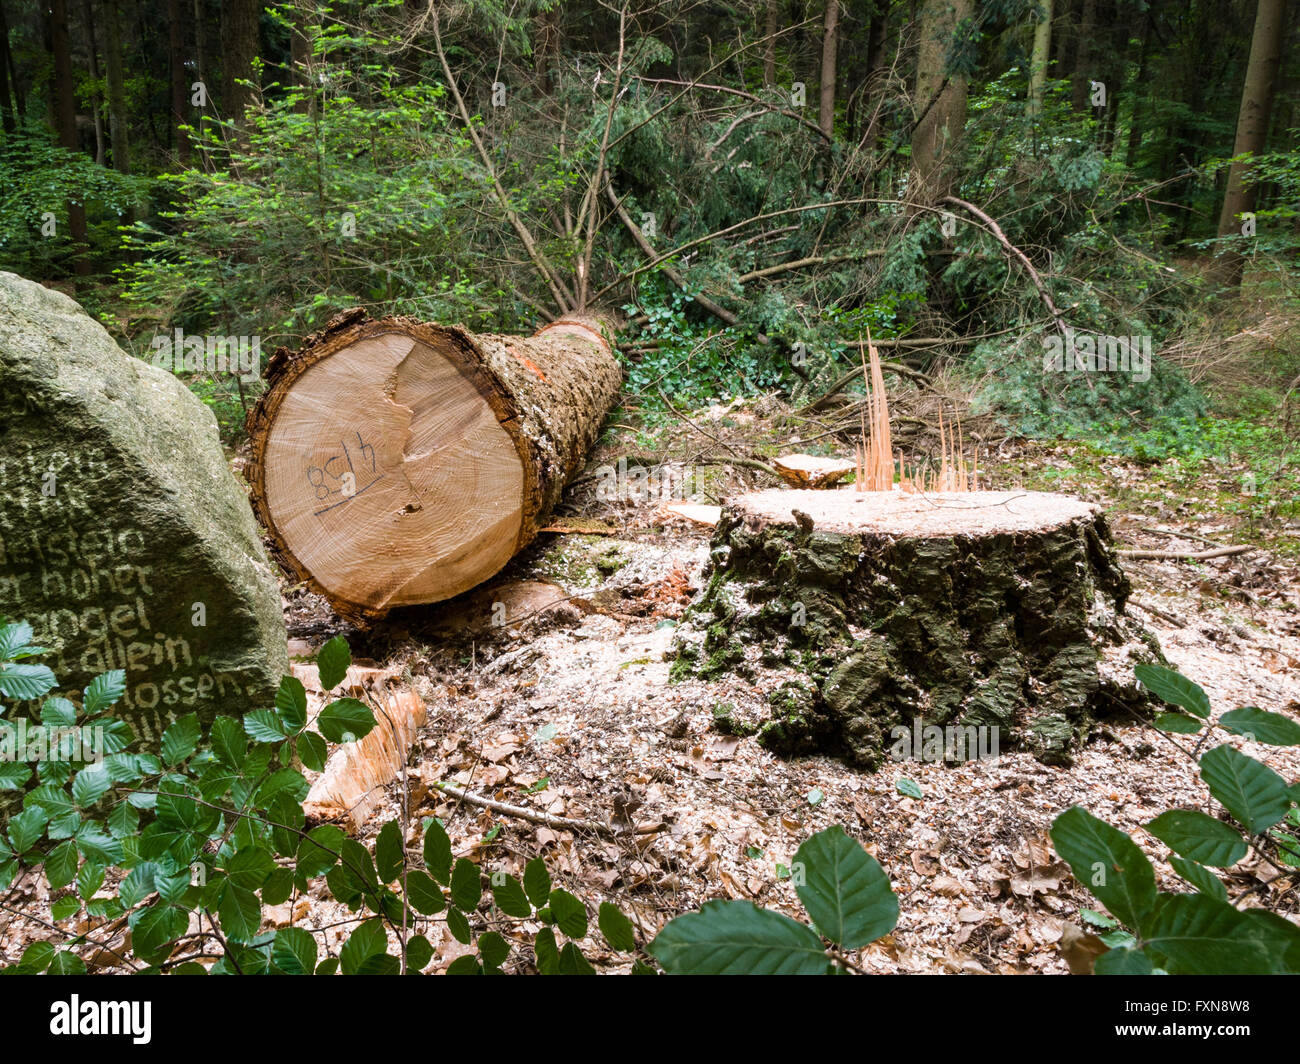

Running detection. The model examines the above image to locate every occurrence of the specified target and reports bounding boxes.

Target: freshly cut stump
[672,488,1162,767]
[246,310,621,620]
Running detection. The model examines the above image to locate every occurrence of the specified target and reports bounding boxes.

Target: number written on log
[307,432,384,515]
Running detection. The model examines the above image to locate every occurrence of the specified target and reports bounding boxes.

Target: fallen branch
[940,195,1068,338]
[432,781,663,838]
[1118,545,1252,561]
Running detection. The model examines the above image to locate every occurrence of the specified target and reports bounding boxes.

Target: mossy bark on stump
[671,489,1162,767]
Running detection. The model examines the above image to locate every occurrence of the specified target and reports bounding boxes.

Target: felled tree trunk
[246,309,621,620]
[671,488,1162,767]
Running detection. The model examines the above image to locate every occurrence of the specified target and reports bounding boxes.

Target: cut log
[671,488,1164,767]
[246,309,622,620]
[770,453,857,489]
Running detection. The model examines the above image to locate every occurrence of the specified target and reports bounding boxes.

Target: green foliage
[1050,663,1300,975]
[0,622,653,974]
[648,826,898,974]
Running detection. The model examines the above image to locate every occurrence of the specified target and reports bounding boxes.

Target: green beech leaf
[793,825,898,948]
[1096,947,1154,974]
[160,714,200,764]
[1218,707,1300,746]
[273,926,318,974]
[339,918,386,975]
[1200,745,1292,834]
[275,676,309,731]
[316,637,351,691]
[649,899,829,974]
[405,870,446,915]
[523,857,551,907]
[491,873,532,918]
[1135,663,1211,718]
[83,670,126,715]
[1050,806,1157,931]
[375,820,404,883]
[317,698,375,744]
[549,889,587,939]
[598,902,636,951]
[1146,809,1248,867]
[450,858,481,911]
[1143,894,1274,974]
[1168,856,1227,901]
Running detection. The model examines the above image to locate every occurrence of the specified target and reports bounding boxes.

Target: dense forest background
[0,0,1297,496]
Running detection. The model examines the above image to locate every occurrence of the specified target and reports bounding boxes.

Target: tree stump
[671,488,1162,767]
[246,309,621,620]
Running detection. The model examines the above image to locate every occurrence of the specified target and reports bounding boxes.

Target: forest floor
[268,411,1300,976]
[9,409,1296,974]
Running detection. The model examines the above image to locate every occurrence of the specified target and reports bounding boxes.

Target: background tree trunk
[221,0,260,120]
[49,0,90,278]
[1028,0,1053,119]
[912,0,972,200]
[1211,0,1288,291]
[103,0,130,174]
[818,0,839,137]
[167,0,190,161]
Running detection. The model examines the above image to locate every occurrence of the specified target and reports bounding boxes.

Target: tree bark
[103,0,130,174]
[1210,0,1288,291]
[1070,0,1096,111]
[49,0,90,278]
[221,0,259,120]
[81,0,105,163]
[911,0,973,201]
[0,0,19,131]
[167,0,189,161]
[246,309,623,620]
[763,0,778,86]
[1028,0,1053,119]
[671,488,1161,767]
[818,0,839,137]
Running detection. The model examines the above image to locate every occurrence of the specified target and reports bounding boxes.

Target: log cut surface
[246,310,622,619]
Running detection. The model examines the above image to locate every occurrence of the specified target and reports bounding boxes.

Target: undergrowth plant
[1051,663,1300,974]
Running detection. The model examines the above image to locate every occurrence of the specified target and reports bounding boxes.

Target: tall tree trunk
[50,0,90,278]
[103,0,130,174]
[0,1,14,132]
[1028,0,1053,119]
[1070,0,1096,111]
[1211,0,1288,291]
[289,0,311,113]
[221,0,259,120]
[860,5,889,153]
[912,0,973,201]
[763,0,778,86]
[1123,12,1151,166]
[82,0,105,164]
[818,0,839,137]
[167,0,189,161]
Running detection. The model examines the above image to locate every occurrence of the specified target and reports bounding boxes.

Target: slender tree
[49,0,90,277]
[912,0,973,199]
[221,0,260,120]
[1211,0,1288,290]
[167,0,189,160]
[819,0,839,136]
[1028,0,1052,119]
[103,0,129,174]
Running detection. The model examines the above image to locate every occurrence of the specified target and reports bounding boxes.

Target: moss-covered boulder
[0,273,288,745]
[671,488,1162,768]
